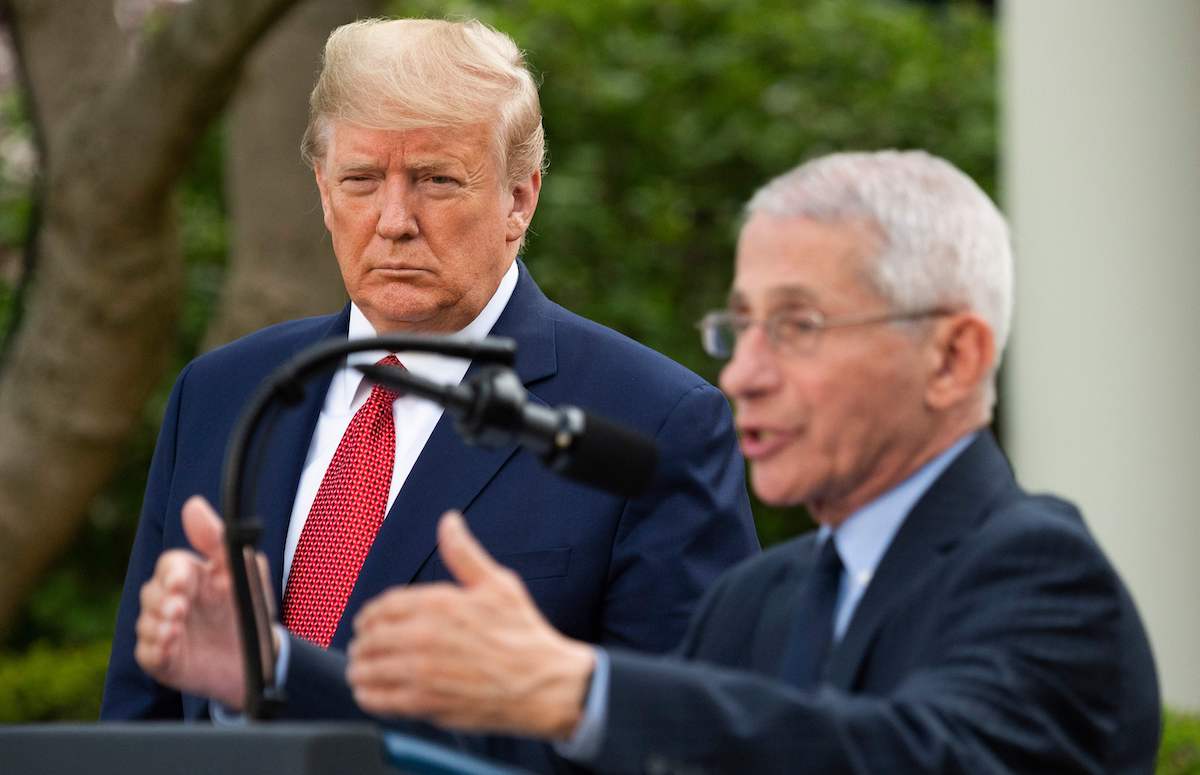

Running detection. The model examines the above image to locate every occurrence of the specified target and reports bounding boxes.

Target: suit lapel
[253,308,351,606]
[331,263,558,646]
[823,433,1018,689]
[752,538,819,673]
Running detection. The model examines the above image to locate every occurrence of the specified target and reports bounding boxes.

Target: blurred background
[0,0,1194,769]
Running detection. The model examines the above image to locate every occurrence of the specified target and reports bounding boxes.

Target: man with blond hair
[334,150,1160,773]
[101,18,758,769]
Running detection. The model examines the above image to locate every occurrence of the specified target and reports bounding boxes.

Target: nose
[719,324,780,400]
[377,176,419,241]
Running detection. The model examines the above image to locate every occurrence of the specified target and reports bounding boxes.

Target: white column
[1003,1,1200,710]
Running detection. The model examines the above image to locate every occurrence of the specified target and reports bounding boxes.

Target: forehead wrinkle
[767,285,819,305]
[728,283,819,309]
[406,158,465,173]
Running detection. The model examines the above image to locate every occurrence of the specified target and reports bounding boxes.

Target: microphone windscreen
[556,412,658,497]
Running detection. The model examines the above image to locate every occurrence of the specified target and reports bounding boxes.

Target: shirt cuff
[553,647,609,762]
[273,623,292,689]
[209,624,292,725]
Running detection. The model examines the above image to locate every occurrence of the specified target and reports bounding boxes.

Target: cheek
[328,202,374,246]
[432,208,508,276]
[784,373,870,472]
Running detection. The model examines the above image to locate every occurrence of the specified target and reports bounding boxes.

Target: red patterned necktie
[283,354,402,647]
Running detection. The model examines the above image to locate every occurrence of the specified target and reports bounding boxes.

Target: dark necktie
[779,537,844,689]
[283,354,401,648]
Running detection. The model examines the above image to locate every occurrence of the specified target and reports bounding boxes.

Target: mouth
[372,265,430,274]
[737,426,798,461]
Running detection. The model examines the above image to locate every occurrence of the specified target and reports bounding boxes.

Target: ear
[314,164,334,233]
[504,169,541,243]
[924,312,995,411]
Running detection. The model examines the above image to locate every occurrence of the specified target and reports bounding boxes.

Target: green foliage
[3,0,1000,712]
[1161,708,1200,775]
[393,0,997,543]
[0,641,110,722]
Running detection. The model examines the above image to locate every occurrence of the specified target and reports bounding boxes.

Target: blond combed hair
[301,18,546,185]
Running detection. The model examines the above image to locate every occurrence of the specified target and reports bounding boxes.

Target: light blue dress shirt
[557,432,978,761]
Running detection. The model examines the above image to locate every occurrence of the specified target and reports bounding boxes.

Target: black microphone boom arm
[221,334,515,720]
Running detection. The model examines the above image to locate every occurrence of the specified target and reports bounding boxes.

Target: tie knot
[369,354,403,403]
[816,537,843,580]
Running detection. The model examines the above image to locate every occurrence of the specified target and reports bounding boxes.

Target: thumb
[181,495,226,566]
[438,511,502,588]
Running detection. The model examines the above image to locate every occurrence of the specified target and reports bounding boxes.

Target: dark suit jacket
[101,265,758,731]
[592,433,1160,774]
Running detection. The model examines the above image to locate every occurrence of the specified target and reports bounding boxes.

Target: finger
[135,607,164,651]
[140,570,164,614]
[152,551,201,607]
[437,511,502,588]
[355,583,456,631]
[347,648,417,691]
[352,684,422,719]
[351,616,440,660]
[135,603,181,673]
[135,635,166,675]
[181,495,226,566]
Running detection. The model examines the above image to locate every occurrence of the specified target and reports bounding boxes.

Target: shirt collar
[332,260,520,412]
[819,431,977,587]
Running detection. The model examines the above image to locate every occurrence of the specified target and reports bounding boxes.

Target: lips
[737,426,799,461]
[373,264,430,273]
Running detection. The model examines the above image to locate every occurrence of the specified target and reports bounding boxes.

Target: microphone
[356,363,658,496]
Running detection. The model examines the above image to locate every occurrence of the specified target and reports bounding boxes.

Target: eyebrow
[406,158,465,175]
[332,161,383,176]
[331,158,464,177]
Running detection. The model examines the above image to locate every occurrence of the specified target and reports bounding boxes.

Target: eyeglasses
[696,307,954,359]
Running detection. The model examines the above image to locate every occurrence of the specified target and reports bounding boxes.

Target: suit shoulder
[541,299,715,399]
[185,313,342,382]
[955,489,1121,596]
[980,490,1101,555]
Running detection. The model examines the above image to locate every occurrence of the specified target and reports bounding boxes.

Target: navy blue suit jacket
[101,265,758,729]
[592,433,1160,774]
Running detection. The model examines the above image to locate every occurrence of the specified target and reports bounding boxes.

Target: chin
[362,291,451,325]
[749,468,808,508]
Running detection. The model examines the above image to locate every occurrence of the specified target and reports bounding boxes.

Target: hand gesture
[134,495,266,710]
[347,511,596,739]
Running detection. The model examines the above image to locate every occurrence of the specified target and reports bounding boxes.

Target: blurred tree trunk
[204,0,383,349]
[0,0,302,632]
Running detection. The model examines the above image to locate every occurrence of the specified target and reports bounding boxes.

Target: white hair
[746,150,1013,398]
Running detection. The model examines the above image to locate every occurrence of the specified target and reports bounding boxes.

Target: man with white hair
[100,18,758,766]
[343,150,1162,773]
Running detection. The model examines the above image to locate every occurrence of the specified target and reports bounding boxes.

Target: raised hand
[133,496,255,710]
[347,511,596,739]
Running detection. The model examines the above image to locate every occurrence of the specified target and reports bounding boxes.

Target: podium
[0,723,531,775]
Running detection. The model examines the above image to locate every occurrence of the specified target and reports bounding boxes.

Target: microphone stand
[220,334,516,720]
